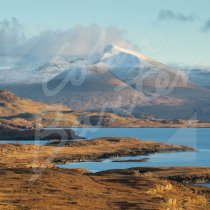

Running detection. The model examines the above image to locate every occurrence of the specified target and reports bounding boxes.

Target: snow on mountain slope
[0,61,64,84]
[96,44,189,90]
[99,44,151,68]
[0,44,189,88]
[0,56,91,84]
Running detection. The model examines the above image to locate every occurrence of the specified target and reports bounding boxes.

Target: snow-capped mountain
[98,44,151,68]
[96,44,189,92]
[1,44,210,121]
[0,44,187,86]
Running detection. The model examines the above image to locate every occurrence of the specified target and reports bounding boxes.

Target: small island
[0,137,193,167]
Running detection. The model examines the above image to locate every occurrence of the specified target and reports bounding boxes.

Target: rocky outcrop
[0,89,19,101]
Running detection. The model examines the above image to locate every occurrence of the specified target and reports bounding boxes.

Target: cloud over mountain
[0,17,25,55]
[0,18,133,64]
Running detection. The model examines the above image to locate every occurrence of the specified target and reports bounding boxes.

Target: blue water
[59,128,210,172]
[0,140,49,145]
[1,128,209,172]
[194,183,210,187]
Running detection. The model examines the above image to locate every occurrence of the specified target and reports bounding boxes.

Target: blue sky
[1,0,210,66]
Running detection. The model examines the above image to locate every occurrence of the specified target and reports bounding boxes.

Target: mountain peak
[103,44,149,61]
[103,44,127,53]
[98,44,151,68]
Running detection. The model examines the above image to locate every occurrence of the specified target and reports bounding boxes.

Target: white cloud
[0,18,133,64]
[0,17,26,55]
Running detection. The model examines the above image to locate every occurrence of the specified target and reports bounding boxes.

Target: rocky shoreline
[51,137,194,165]
[0,137,194,167]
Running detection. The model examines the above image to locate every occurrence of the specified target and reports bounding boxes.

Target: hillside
[0,89,70,126]
[0,90,210,128]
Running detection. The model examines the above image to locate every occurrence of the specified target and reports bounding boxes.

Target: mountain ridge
[1,45,210,121]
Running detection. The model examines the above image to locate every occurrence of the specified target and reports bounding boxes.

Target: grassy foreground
[0,137,210,209]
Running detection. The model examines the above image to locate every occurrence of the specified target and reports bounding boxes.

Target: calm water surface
[1,128,209,172]
[59,128,210,172]
[0,140,49,145]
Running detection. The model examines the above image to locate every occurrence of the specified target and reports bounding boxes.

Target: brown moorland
[0,138,210,209]
[0,167,210,209]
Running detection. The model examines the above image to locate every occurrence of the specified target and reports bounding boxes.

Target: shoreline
[0,126,209,141]
[46,125,210,128]
[0,137,194,168]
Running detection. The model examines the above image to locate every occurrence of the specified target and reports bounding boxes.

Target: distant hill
[0,90,210,128]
